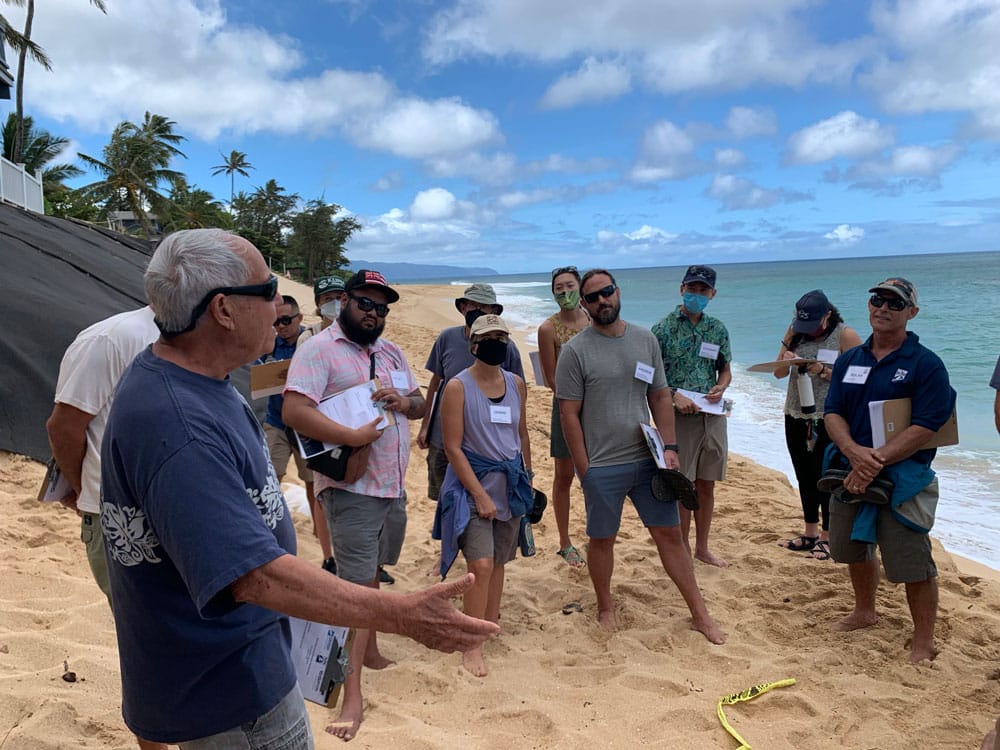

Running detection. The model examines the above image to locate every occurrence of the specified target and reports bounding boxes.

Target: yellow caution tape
[716,678,796,749]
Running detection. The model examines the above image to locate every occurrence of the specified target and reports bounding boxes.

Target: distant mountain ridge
[347,260,498,281]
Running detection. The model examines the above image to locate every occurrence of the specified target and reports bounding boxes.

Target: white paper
[676,388,730,416]
[38,462,72,502]
[640,424,667,469]
[843,365,871,385]
[315,380,391,452]
[529,350,546,387]
[817,348,838,364]
[699,342,720,360]
[489,404,512,424]
[869,400,887,449]
[390,370,410,390]
[288,617,349,706]
[634,361,655,384]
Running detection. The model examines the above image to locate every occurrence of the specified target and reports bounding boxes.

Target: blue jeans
[178,683,313,750]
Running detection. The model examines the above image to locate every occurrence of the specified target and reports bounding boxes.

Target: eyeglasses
[582,284,617,304]
[551,265,578,280]
[163,275,279,337]
[869,294,908,311]
[274,314,300,326]
[350,294,390,317]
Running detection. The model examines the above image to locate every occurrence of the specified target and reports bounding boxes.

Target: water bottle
[796,366,816,415]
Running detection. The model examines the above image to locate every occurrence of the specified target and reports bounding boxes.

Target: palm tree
[160,177,230,232]
[79,112,187,238]
[3,0,106,164]
[2,112,82,181]
[211,149,254,214]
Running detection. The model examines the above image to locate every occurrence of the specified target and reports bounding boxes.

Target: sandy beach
[2,278,999,749]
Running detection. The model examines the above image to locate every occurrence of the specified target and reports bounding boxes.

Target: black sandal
[778,535,818,552]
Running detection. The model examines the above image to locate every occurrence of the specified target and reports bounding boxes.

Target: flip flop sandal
[561,601,583,615]
[779,535,818,552]
[651,468,699,510]
[557,545,586,568]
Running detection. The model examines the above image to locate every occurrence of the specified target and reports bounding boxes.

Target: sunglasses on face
[582,284,617,304]
[350,294,390,317]
[274,314,299,326]
[165,275,279,337]
[869,294,908,311]
[551,265,578,280]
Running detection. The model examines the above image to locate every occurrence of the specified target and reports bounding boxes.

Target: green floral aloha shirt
[651,306,732,393]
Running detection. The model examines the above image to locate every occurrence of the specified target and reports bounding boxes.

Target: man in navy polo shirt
[823,276,955,663]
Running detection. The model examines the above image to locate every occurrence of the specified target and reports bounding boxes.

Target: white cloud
[708,174,811,210]
[539,57,632,109]
[714,148,747,168]
[863,0,1000,137]
[625,225,677,241]
[630,119,703,182]
[370,172,404,192]
[7,0,501,161]
[824,224,865,243]
[725,106,778,139]
[786,111,894,165]
[410,188,459,220]
[424,151,519,186]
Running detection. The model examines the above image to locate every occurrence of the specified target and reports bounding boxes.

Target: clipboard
[37,458,72,502]
[746,358,818,373]
[869,398,958,449]
[250,359,291,399]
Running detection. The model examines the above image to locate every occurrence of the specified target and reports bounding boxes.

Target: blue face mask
[682,292,710,314]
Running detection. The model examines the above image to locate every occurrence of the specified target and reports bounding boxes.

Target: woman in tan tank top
[537,266,590,568]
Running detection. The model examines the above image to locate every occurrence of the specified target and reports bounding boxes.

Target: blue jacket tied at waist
[432,448,532,579]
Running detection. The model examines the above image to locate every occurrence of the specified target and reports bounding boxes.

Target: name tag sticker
[843,365,871,385]
[817,348,838,364]
[699,342,720,360]
[390,371,409,390]
[634,361,655,384]
[489,405,512,424]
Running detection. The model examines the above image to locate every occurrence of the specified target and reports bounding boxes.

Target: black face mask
[473,338,507,366]
[465,308,486,328]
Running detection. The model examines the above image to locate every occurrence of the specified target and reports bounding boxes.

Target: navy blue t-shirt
[101,349,298,743]
[824,332,955,465]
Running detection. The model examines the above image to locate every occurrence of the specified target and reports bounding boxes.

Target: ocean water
[430,251,1000,568]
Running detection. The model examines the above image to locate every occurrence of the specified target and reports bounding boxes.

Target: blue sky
[4,0,1000,273]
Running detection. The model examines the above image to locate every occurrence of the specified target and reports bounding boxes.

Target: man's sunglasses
[350,294,390,317]
[869,294,908,311]
[161,276,279,337]
[582,284,617,304]
[551,265,578,279]
[274,314,300,326]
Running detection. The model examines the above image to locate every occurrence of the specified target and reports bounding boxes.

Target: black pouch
[817,468,893,505]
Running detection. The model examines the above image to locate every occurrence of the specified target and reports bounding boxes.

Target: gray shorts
[579,459,679,539]
[460,513,520,565]
[549,397,570,460]
[82,512,112,607]
[675,412,728,482]
[319,488,406,584]
[828,480,938,583]
[264,423,311,482]
[426,444,449,501]
[178,682,313,749]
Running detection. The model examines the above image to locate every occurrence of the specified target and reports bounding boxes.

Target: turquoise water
[421,251,1000,567]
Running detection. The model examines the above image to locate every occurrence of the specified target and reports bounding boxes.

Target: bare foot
[363,652,395,670]
[980,716,999,750]
[694,549,728,568]
[597,608,617,632]
[325,698,363,742]
[691,616,727,644]
[908,643,939,664]
[832,611,878,632]
[462,647,488,677]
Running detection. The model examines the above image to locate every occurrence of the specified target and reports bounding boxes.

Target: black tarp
[0,204,256,462]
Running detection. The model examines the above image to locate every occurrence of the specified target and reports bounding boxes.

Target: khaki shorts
[81,512,112,607]
[674,412,728,482]
[460,514,520,565]
[264,423,311,481]
[828,479,938,584]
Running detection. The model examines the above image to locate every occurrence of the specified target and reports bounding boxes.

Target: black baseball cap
[682,265,717,289]
[792,289,831,333]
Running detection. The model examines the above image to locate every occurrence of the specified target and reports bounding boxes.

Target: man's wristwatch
[662,443,679,452]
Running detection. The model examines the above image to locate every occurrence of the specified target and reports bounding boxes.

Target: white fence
[0,155,44,213]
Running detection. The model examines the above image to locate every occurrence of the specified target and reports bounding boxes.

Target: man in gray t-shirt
[556,269,725,643]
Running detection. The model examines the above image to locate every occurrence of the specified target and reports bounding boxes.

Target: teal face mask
[555,290,580,310]
[682,292,710,314]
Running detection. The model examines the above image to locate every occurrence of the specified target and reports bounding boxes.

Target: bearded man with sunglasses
[556,269,725,643]
[283,269,426,742]
[823,277,955,663]
[101,234,496,748]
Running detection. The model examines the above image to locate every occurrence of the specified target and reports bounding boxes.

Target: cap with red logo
[344,269,399,303]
